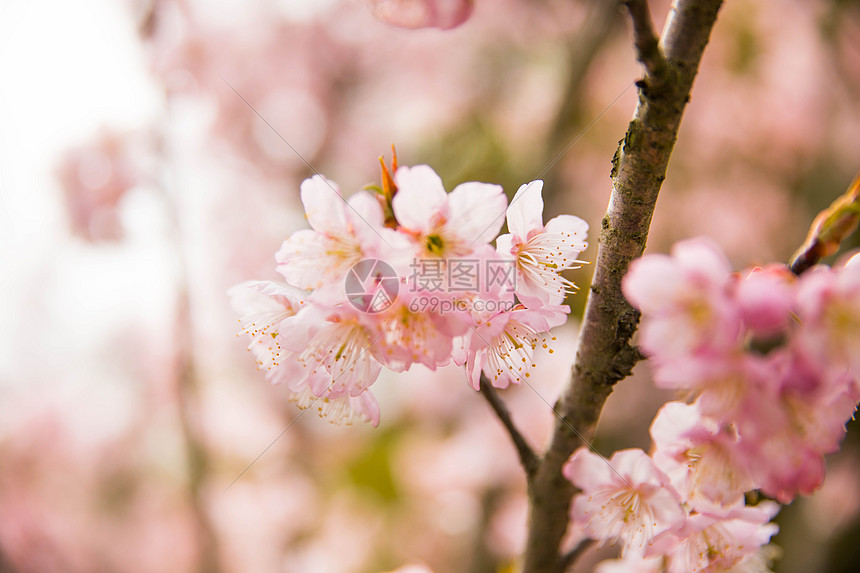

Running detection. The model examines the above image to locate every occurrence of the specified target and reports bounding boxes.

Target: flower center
[425,233,445,256]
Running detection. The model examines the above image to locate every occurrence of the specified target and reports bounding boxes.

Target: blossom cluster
[231,156,588,426]
[562,238,860,572]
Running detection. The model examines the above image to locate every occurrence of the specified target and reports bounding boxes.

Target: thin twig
[624,0,666,78]
[478,374,540,479]
[559,539,597,573]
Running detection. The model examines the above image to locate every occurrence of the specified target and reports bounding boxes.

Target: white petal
[544,214,589,255]
[392,165,448,232]
[347,189,384,229]
[466,351,482,390]
[495,233,515,257]
[448,181,507,245]
[506,180,544,239]
[301,175,348,234]
[275,230,335,290]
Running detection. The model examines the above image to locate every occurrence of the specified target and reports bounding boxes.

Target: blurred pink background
[1,0,859,572]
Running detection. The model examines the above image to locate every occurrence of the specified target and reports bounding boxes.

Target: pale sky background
[0,0,161,427]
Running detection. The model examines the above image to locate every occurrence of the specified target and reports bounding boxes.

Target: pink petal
[275,229,334,290]
[392,165,448,232]
[544,214,589,254]
[448,181,507,245]
[563,447,615,492]
[495,233,515,257]
[611,448,670,488]
[505,180,544,240]
[354,389,381,427]
[465,351,482,390]
[671,237,733,286]
[347,189,384,229]
[366,0,474,30]
[622,254,687,314]
[301,175,348,234]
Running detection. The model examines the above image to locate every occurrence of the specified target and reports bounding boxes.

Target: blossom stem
[521,1,724,572]
[478,374,539,479]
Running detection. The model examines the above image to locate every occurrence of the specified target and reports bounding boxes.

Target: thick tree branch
[521,1,724,572]
[479,374,539,479]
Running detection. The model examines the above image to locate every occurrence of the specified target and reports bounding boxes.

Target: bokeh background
[1,0,859,572]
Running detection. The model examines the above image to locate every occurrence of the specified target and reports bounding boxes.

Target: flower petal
[506,180,544,239]
[301,175,348,234]
[275,230,337,290]
[392,165,448,232]
[448,181,507,245]
[544,214,589,256]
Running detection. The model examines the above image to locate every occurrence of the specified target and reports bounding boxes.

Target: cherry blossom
[368,288,470,372]
[391,164,507,260]
[278,303,383,398]
[276,175,391,291]
[648,503,779,573]
[564,448,686,554]
[650,401,753,510]
[229,280,307,385]
[234,160,588,424]
[230,280,380,425]
[625,237,860,505]
[495,180,589,307]
[365,0,474,30]
[796,259,860,380]
[463,303,568,389]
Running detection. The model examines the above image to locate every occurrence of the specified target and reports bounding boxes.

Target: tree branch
[479,374,539,479]
[559,539,596,573]
[624,0,666,79]
[521,1,724,572]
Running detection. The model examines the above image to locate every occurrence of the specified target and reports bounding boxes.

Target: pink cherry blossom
[230,280,381,425]
[365,0,474,30]
[392,164,507,260]
[276,175,389,291]
[733,265,795,337]
[290,380,381,427]
[648,503,779,573]
[564,448,686,554]
[623,237,741,361]
[495,180,589,307]
[464,303,568,389]
[236,163,587,424]
[627,237,860,504]
[278,303,383,398]
[796,260,860,379]
[228,280,307,385]
[368,288,470,372]
[650,401,753,510]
